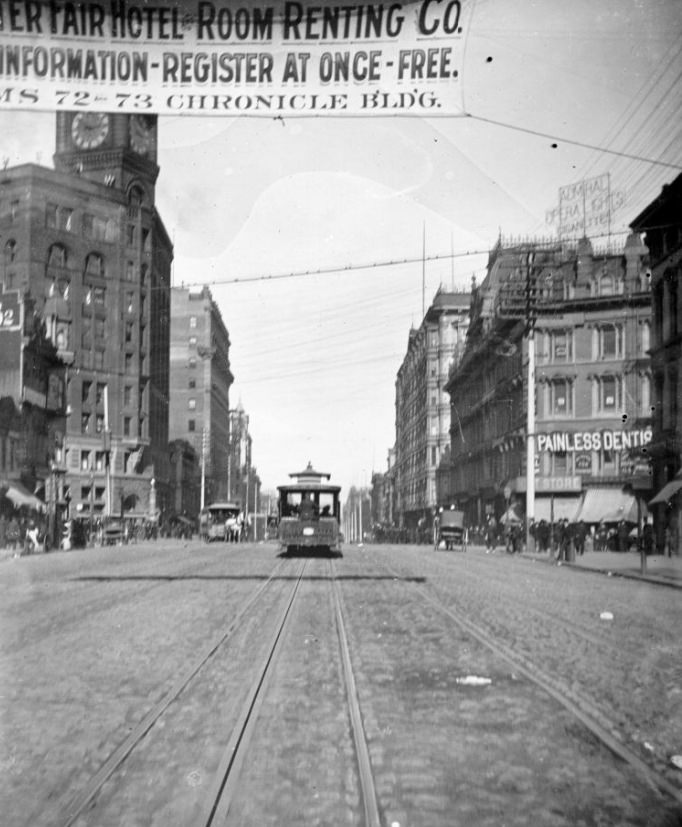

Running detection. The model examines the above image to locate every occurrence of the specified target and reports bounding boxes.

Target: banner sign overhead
[0,1,472,116]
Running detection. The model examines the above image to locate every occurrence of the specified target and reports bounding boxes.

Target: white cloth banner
[0,0,472,116]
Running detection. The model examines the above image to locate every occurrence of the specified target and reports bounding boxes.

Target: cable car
[277,463,341,554]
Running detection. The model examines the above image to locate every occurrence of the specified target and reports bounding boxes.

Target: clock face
[130,114,156,156]
[71,112,110,149]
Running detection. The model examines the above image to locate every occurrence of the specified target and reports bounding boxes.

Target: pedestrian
[617,520,629,553]
[485,515,497,554]
[537,519,550,553]
[573,520,587,556]
[642,520,654,556]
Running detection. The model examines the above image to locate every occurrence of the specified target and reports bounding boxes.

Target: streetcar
[277,462,341,555]
[199,501,241,542]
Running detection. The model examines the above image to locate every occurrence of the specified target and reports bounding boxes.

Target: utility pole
[200,427,206,510]
[525,252,536,553]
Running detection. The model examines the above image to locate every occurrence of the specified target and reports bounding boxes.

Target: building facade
[228,403,261,527]
[445,235,652,533]
[169,286,233,506]
[0,112,173,523]
[632,174,682,555]
[394,288,470,534]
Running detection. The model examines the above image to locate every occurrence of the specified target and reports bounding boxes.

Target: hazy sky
[1,0,680,495]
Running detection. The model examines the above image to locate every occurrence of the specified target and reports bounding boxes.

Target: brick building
[169,286,233,506]
[0,112,172,523]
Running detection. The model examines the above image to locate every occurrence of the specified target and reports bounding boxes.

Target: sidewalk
[523,547,682,588]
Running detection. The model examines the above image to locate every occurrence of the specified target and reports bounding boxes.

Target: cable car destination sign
[0,0,472,115]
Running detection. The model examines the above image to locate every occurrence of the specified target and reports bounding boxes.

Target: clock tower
[53,112,159,194]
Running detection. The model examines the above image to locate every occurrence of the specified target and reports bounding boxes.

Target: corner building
[445,235,652,529]
[0,112,172,520]
[394,289,470,538]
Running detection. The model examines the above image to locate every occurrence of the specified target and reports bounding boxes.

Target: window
[123,416,131,436]
[4,239,16,264]
[81,381,91,403]
[80,450,91,470]
[123,385,132,406]
[85,253,104,277]
[553,451,569,475]
[47,244,67,268]
[92,286,106,306]
[188,336,197,347]
[550,330,572,362]
[188,398,196,410]
[548,378,573,415]
[598,324,622,359]
[189,316,197,328]
[188,379,196,389]
[125,353,133,371]
[597,375,621,412]
[188,357,196,369]
[125,261,135,281]
[599,273,615,296]
[125,321,134,343]
[127,224,136,246]
[638,320,650,354]
[188,419,196,432]
[81,413,90,434]
[95,414,104,433]
[95,451,106,471]
[126,292,134,313]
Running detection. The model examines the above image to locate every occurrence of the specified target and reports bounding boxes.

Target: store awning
[500,506,523,524]
[575,487,644,524]
[534,496,581,523]
[1,481,46,512]
[649,476,682,506]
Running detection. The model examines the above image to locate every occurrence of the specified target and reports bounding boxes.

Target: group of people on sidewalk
[478,513,661,561]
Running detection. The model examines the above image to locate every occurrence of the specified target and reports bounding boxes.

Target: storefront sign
[0,1,472,116]
[537,427,652,453]
[535,476,582,493]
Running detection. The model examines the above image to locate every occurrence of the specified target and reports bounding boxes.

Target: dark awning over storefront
[649,476,682,505]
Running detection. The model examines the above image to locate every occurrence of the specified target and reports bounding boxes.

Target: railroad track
[57,556,289,827]
[57,556,382,827]
[377,551,682,810]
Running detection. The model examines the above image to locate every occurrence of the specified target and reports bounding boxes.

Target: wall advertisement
[0,0,472,116]
[537,427,653,454]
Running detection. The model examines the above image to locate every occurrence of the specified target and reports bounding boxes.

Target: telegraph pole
[525,252,536,552]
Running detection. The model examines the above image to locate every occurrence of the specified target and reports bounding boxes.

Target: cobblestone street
[1,540,680,826]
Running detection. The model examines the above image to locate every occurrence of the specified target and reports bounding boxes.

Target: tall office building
[169,286,233,504]
[0,112,173,520]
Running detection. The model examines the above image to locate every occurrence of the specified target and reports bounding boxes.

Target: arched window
[47,243,67,268]
[128,184,146,207]
[599,272,614,296]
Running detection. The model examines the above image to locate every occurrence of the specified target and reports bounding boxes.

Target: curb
[521,552,682,590]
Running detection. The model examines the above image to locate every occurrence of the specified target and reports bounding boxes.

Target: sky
[1,0,681,496]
